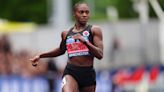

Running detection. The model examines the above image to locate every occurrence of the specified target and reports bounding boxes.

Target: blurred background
[0,0,164,92]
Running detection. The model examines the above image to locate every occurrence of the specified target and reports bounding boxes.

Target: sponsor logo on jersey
[69,51,90,57]
[66,37,75,44]
[66,42,89,54]
[83,30,90,37]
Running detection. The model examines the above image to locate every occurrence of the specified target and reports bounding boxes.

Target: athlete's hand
[73,33,85,43]
[29,55,40,67]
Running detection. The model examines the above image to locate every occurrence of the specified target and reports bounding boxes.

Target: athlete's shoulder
[62,30,69,35]
[91,25,101,30]
[90,25,102,34]
[61,30,69,39]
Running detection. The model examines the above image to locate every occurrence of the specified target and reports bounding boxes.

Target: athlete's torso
[65,25,94,66]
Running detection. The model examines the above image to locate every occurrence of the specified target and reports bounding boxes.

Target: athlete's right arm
[30,31,68,66]
[39,31,67,58]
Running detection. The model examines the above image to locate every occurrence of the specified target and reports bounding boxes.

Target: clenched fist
[29,55,40,67]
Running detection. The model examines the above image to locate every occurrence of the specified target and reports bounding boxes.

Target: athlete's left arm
[86,26,104,59]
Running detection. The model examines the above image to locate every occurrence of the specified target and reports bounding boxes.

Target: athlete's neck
[74,23,87,30]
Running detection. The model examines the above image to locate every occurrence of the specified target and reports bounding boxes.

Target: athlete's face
[74,4,90,24]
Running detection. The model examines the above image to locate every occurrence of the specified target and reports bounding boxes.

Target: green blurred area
[0,0,48,24]
[0,0,164,24]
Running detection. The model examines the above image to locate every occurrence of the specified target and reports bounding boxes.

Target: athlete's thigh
[80,85,96,92]
[62,75,79,92]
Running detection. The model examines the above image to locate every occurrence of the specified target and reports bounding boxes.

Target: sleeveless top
[65,25,94,58]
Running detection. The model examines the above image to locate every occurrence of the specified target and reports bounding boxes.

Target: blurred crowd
[0,34,62,92]
[0,34,47,77]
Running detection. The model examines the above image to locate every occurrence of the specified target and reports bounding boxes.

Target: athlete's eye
[85,11,89,14]
[79,11,84,14]
[79,10,89,14]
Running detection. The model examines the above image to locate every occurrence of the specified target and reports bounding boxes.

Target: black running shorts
[62,63,96,88]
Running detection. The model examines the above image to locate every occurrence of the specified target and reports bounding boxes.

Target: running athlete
[30,2,103,92]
